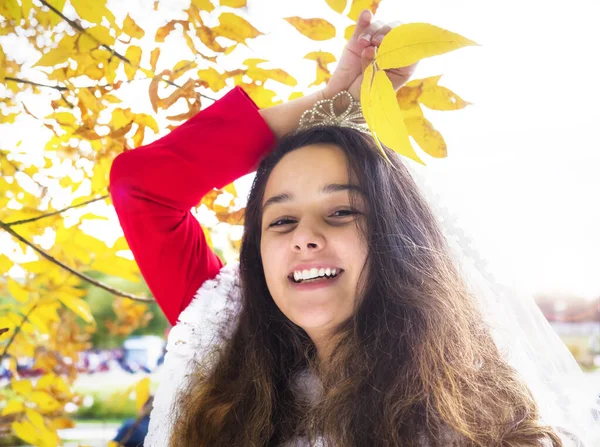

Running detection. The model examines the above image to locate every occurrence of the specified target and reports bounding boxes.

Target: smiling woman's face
[260,143,369,341]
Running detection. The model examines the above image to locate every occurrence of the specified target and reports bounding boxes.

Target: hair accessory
[298,90,371,136]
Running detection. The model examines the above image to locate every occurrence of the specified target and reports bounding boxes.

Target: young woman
[109,10,595,447]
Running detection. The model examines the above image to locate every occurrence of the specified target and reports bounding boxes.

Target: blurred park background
[1,0,599,445]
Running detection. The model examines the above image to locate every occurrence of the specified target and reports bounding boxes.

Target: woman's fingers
[358,20,385,44]
[371,24,392,45]
[361,46,376,73]
[352,9,373,41]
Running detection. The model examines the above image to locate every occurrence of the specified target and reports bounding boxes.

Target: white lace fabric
[145,262,242,447]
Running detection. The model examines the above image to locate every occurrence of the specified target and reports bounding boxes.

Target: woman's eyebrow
[262,183,364,212]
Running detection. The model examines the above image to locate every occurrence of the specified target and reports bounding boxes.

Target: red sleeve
[109,86,276,326]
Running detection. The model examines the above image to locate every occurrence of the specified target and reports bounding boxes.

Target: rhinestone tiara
[298,90,371,136]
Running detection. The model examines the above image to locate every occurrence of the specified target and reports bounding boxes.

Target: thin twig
[0,221,153,303]
[38,0,131,65]
[0,304,37,364]
[4,77,68,91]
[5,195,109,227]
[35,0,216,102]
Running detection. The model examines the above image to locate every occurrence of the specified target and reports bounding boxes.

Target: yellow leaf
[223,183,237,197]
[3,0,21,23]
[124,45,142,81]
[21,0,33,21]
[132,124,145,147]
[33,46,71,67]
[197,67,229,92]
[172,60,198,80]
[0,112,18,124]
[13,380,33,396]
[104,56,120,84]
[0,48,6,79]
[347,0,381,21]
[25,408,45,431]
[59,295,95,324]
[288,91,304,100]
[344,24,355,40]
[91,256,139,282]
[50,417,75,429]
[418,75,471,110]
[149,48,160,71]
[284,17,335,41]
[111,108,132,129]
[77,33,98,52]
[244,59,297,87]
[47,111,77,126]
[78,88,99,112]
[46,0,67,27]
[87,25,115,47]
[2,399,24,416]
[405,117,447,158]
[79,212,109,221]
[213,12,262,44]
[376,23,479,70]
[155,20,186,43]
[221,0,246,5]
[196,25,225,52]
[12,421,39,446]
[112,236,130,252]
[123,13,145,39]
[132,113,159,133]
[192,0,215,12]
[71,0,110,24]
[232,80,279,108]
[366,67,424,165]
[7,278,29,303]
[31,391,62,413]
[23,408,60,447]
[0,254,14,272]
[304,51,336,87]
[326,0,347,13]
[135,377,151,412]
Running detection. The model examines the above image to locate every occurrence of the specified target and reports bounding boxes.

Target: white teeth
[291,268,341,282]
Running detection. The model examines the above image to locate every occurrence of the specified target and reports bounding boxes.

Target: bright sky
[2,0,599,300]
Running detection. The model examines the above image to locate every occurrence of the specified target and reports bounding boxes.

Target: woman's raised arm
[109,86,325,325]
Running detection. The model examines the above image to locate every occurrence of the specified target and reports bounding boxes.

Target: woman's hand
[323,9,418,102]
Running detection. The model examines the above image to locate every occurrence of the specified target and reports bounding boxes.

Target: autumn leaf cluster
[0,0,474,445]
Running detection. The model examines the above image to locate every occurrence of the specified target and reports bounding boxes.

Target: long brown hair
[169,126,562,446]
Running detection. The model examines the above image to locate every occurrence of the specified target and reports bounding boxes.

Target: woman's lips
[287,270,344,291]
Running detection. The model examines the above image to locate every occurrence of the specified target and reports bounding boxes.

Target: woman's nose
[291,224,325,252]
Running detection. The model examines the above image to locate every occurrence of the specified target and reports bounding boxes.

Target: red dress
[109,86,276,326]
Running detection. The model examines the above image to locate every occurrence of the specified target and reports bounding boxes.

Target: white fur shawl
[143,262,324,446]
[142,262,566,447]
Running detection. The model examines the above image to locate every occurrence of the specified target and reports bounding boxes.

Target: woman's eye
[268,210,358,228]
[269,218,296,227]
[331,209,357,217]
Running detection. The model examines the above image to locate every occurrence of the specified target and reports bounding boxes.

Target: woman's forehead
[264,144,352,196]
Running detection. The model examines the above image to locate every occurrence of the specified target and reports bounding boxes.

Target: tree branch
[5,195,109,227]
[38,0,131,65]
[4,77,68,91]
[0,221,154,303]
[0,304,36,364]
[36,0,216,102]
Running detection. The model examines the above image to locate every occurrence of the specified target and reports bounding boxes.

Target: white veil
[405,161,600,446]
